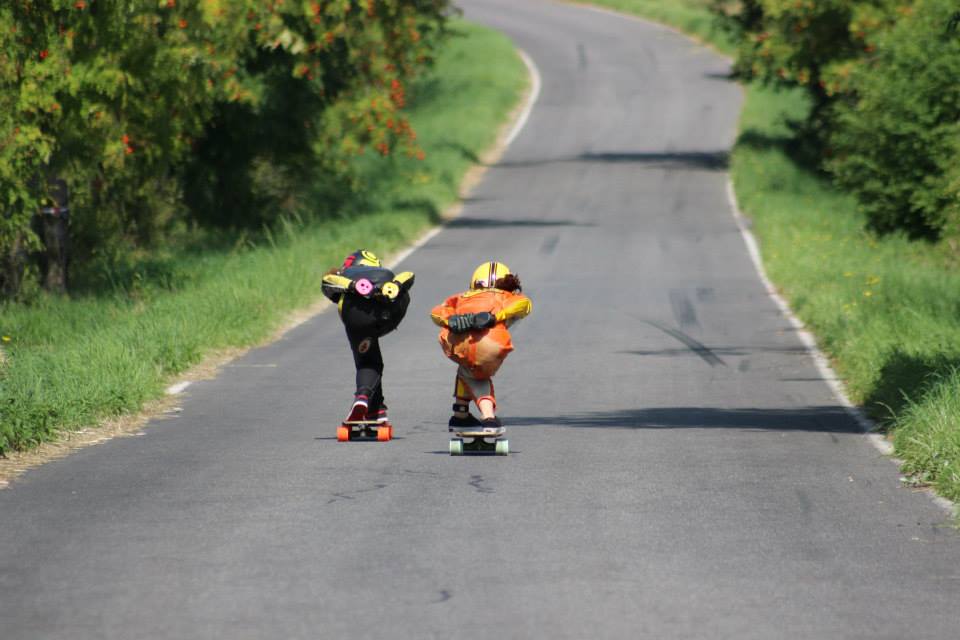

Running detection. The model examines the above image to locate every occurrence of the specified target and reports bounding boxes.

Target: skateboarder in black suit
[322,249,415,426]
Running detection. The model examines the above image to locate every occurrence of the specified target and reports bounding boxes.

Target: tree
[710,0,903,127]
[829,0,960,239]
[0,0,451,299]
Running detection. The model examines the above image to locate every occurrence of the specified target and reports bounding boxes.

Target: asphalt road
[2,1,959,638]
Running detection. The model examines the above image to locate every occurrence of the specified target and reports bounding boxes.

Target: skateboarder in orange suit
[430,261,532,434]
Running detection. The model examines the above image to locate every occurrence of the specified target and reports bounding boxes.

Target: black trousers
[340,293,410,410]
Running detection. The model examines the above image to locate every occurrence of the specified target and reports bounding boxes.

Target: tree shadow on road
[446,217,594,229]
[494,150,729,171]
[506,405,862,433]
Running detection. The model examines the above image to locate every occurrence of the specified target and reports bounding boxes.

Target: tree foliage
[711,0,902,114]
[0,0,450,298]
[714,0,960,242]
[829,0,960,239]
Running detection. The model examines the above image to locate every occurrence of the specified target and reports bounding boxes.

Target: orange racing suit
[430,288,532,381]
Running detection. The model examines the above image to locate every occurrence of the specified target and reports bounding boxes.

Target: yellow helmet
[470,261,512,290]
[342,249,381,269]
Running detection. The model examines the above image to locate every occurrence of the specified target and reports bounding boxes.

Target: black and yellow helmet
[470,261,520,292]
[342,249,381,269]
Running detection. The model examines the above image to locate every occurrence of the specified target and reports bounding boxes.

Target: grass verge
[573,0,733,53]
[581,1,960,504]
[0,20,527,455]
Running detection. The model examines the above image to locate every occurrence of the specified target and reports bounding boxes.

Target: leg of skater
[455,367,502,434]
[344,328,383,423]
[448,373,483,431]
[368,384,390,425]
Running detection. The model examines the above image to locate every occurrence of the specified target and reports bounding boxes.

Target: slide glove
[448,314,475,333]
[472,312,496,329]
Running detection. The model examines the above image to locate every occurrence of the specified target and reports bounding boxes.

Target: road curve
[2,1,958,638]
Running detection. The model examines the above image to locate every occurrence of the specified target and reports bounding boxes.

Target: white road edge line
[386,227,443,270]
[725,179,956,515]
[505,50,542,148]
[165,381,191,395]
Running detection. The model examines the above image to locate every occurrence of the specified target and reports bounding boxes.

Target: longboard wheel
[449,439,464,456]
[376,425,392,442]
[336,425,350,442]
[495,439,509,456]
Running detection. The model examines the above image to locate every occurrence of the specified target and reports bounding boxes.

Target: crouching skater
[322,249,415,428]
[430,261,532,435]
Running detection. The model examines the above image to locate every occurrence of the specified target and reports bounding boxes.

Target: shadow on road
[702,70,736,82]
[447,217,594,229]
[494,150,729,171]
[617,345,810,358]
[505,405,862,433]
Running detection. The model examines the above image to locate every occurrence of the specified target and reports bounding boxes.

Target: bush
[0,1,451,299]
[829,0,960,239]
[710,0,900,121]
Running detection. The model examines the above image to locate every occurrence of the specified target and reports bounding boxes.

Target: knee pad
[475,395,497,411]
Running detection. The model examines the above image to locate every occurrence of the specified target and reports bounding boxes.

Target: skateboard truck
[338,420,392,442]
[449,431,509,456]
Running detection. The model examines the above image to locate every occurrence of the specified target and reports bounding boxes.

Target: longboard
[338,420,392,442]
[449,430,508,456]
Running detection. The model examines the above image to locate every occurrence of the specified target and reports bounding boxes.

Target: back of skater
[322,250,414,429]
[430,261,532,435]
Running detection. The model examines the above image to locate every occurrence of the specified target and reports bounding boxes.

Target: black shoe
[448,413,482,432]
[367,403,389,424]
[480,417,503,435]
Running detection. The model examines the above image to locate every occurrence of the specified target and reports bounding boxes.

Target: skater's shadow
[314,436,406,442]
[505,405,862,433]
[424,450,520,455]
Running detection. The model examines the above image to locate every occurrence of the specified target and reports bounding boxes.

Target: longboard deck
[452,430,505,438]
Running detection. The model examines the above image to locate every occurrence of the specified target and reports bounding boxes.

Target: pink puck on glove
[354,278,374,296]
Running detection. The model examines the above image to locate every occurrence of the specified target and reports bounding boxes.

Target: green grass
[579,0,734,53]
[0,20,527,454]
[580,1,960,504]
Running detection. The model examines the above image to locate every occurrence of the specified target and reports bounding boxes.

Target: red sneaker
[344,399,368,423]
[367,405,390,425]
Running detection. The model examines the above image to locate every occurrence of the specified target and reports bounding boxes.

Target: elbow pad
[381,271,415,301]
[394,271,415,292]
[321,273,353,301]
